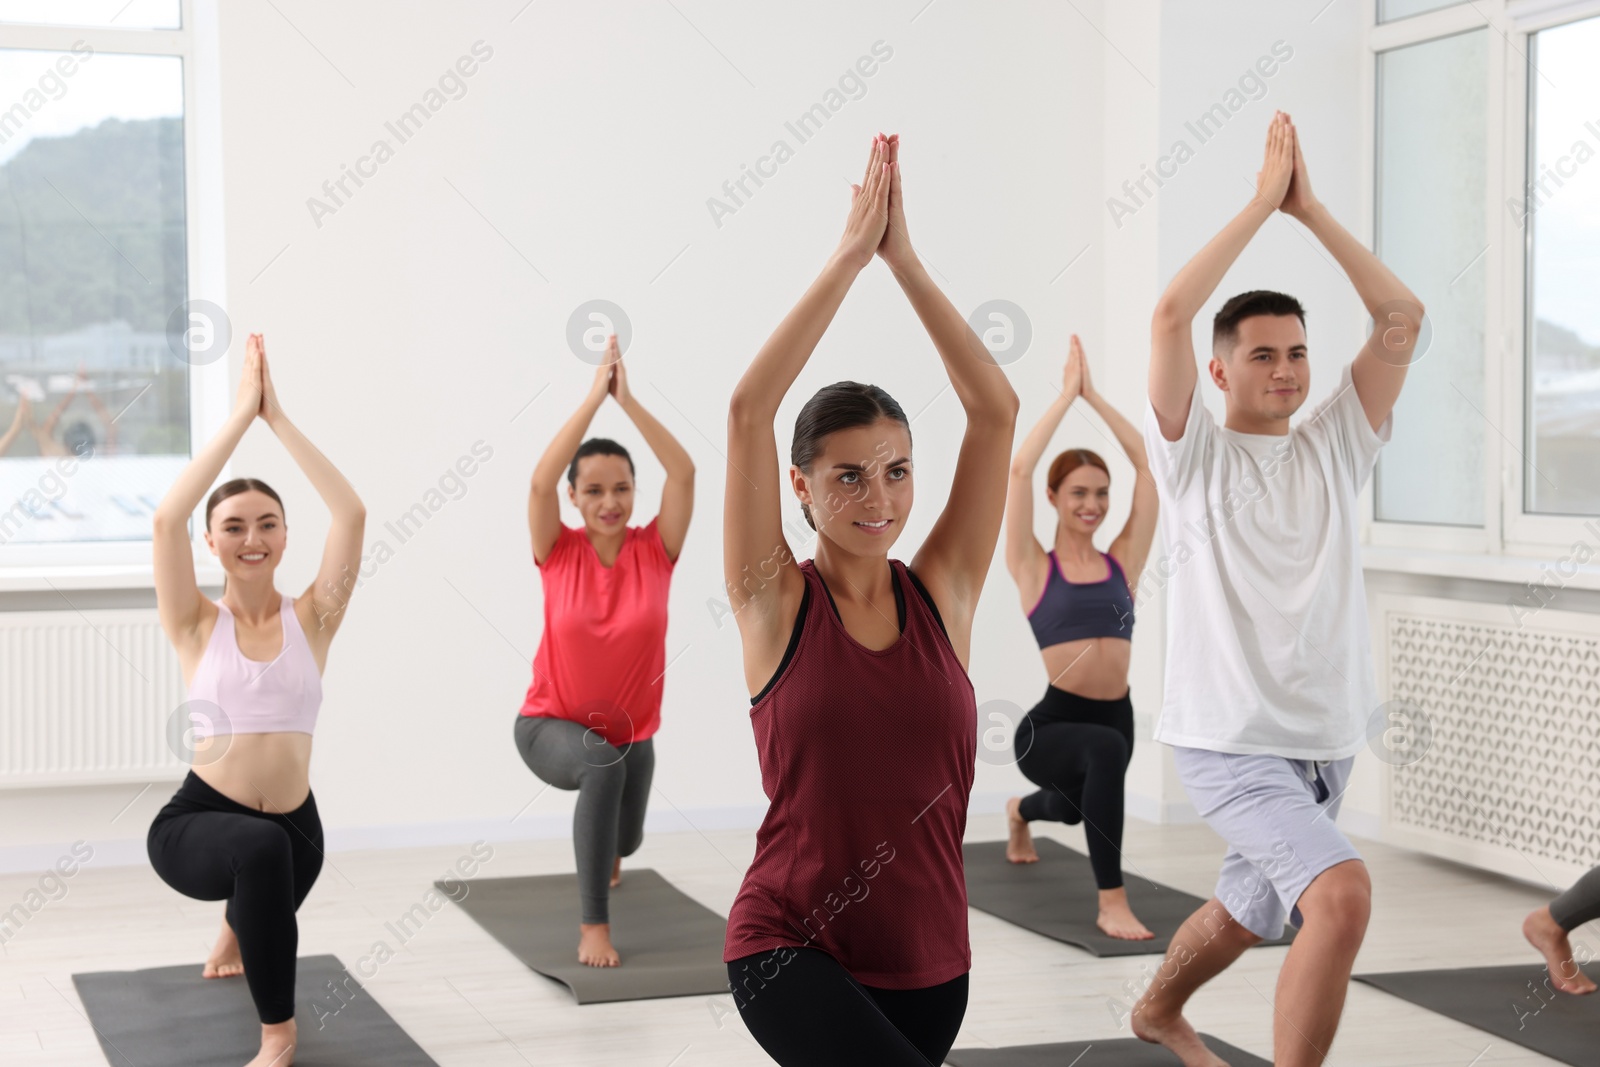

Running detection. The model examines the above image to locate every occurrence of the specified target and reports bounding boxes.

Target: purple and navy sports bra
[1026,550,1135,649]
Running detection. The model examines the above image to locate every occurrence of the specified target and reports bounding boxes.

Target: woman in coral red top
[722,133,1017,1066]
[517,337,693,968]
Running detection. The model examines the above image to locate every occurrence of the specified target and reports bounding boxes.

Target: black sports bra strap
[814,561,909,632]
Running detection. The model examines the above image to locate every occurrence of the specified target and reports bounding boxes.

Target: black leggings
[727,947,967,1066]
[147,771,324,1024]
[1014,685,1134,890]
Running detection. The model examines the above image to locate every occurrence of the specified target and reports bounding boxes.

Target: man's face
[1215,313,1308,422]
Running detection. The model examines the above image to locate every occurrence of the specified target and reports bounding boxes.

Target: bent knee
[1301,860,1371,927]
[1196,898,1265,947]
[577,754,628,794]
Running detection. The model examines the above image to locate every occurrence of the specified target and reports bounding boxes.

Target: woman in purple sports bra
[1002,334,1160,940]
[148,334,365,1067]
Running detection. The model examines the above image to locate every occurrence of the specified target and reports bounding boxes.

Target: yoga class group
[110,110,1596,1067]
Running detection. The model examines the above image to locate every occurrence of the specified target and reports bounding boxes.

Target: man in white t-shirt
[1129,112,1424,1067]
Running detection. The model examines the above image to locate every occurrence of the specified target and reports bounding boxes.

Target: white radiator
[1380,593,1600,888]
[0,609,188,787]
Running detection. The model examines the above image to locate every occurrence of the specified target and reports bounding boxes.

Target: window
[1369,1,1600,555]
[1378,0,1461,22]
[0,1,219,566]
[1524,14,1600,517]
[0,1,180,31]
[1373,28,1488,528]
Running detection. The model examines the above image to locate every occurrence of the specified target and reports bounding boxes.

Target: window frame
[1363,0,1600,562]
[0,0,230,585]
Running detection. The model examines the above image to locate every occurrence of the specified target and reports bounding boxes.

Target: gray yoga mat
[944,1035,1272,1066]
[964,839,1295,956]
[438,868,730,1004]
[1353,962,1600,1066]
[71,953,436,1066]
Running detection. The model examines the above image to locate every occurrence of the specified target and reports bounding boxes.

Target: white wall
[0,0,1129,865]
[2,0,1422,869]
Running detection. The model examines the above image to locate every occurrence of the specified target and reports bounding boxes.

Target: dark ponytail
[567,438,635,488]
[791,382,911,531]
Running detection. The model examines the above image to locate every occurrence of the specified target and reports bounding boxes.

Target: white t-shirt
[1141,362,1392,759]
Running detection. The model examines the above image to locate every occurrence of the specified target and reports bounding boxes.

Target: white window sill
[1362,545,1600,593]
[0,564,226,594]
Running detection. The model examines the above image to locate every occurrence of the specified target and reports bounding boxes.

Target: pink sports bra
[186,594,322,739]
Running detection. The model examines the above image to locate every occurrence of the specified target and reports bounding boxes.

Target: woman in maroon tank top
[721,133,1018,1067]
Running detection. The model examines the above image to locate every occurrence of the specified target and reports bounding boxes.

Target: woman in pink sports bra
[721,133,1016,1066]
[148,333,365,1067]
[1002,334,1160,939]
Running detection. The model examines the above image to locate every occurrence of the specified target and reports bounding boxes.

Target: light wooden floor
[0,811,1586,1065]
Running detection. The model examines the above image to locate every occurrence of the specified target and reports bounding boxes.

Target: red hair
[1046,449,1109,494]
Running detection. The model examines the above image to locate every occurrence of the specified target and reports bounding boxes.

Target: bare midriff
[1039,635,1132,700]
[191,734,313,813]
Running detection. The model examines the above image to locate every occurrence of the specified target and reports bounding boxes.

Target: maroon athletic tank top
[723,557,977,989]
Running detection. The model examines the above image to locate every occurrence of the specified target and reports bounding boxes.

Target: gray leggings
[1551,864,1600,931]
[513,715,655,924]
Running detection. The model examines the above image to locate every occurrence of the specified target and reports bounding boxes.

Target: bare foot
[203,918,244,979]
[611,855,622,888]
[579,922,621,967]
[1130,1001,1231,1067]
[245,1018,295,1066]
[1098,888,1155,940]
[1005,797,1038,863]
[1523,905,1597,994]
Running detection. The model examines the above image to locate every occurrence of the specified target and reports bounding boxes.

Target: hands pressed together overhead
[1060,334,1097,404]
[588,334,632,407]
[233,332,284,425]
[839,132,915,272]
[1256,110,1319,220]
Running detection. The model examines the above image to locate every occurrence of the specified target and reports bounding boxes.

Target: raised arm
[1005,338,1082,586]
[84,388,118,456]
[0,393,26,456]
[40,371,79,436]
[1280,117,1424,432]
[605,347,694,563]
[1150,112,1295,440]
[1077,351,1158,594]
[151,342,261,645]
[528,359,612,563]
[873,134,1020,635]
[724,135,891,642]
[252,334,366,638]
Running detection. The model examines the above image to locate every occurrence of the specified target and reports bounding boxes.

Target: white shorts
[1171,746,1361,940]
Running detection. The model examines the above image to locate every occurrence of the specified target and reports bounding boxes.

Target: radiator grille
[1383,594,1600,880]
[0,610,187,786]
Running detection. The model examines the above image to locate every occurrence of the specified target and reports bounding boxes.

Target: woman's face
[205,490,286,582]
[796,418,913,553]
[569,454,634,533]
[1049,463,1111,537]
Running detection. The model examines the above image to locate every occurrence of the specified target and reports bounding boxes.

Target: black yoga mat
[72,953,436,1066]
[945,1035,1272,1066]
[964,838,1296,956]
[438,868,730,1004]
[1353,962,1600,1066]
